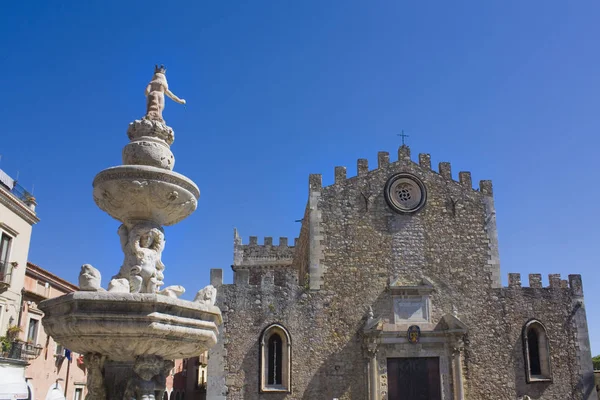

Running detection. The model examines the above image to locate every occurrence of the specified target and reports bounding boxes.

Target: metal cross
[397,130,409,146]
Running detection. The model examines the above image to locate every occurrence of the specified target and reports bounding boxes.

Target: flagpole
[64,351,71,397]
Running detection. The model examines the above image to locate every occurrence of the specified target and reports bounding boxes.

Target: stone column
[452,341,465,400]
[366,338,380,400]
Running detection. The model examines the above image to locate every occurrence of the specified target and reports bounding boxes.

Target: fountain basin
[39,292,221,362]
[93,165,199,226]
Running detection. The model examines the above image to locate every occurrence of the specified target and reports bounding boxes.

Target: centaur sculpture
[145,64,186,122]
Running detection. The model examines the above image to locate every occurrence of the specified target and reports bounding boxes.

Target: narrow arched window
[523,320,552,382]
[527,329,541,375]
[267,333,283,385]
[260,324,291,393]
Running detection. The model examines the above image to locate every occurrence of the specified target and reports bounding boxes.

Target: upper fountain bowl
[93,165,200,226]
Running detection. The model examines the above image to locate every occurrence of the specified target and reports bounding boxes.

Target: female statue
[145,65,186,122]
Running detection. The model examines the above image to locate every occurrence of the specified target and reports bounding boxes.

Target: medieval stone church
[207,145,596,400]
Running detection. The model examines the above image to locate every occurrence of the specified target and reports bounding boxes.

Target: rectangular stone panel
[393,295,429,323]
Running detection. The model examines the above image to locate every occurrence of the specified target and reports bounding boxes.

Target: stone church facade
[207,146,597,400]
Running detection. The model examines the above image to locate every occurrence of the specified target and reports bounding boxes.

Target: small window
[74,388,83,400]
[197,365,207,390]
[260,324,291,393]
[523,320,552,382]
[0,233,12,282]
[27,318,39,344]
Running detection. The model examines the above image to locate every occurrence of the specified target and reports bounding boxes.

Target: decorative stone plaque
[394,295,429,323]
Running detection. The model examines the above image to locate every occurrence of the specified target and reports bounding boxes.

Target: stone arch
[259,323,292,393]
[523,319,552,382]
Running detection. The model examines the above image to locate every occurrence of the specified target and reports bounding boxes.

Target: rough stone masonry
[207,145,597,400]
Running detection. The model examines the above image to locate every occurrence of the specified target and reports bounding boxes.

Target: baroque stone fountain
[39,65,221,400]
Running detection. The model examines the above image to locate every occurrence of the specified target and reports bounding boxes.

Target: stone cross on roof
[397,130,409,146]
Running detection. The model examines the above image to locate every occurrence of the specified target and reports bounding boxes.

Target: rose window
[384,174,427,214]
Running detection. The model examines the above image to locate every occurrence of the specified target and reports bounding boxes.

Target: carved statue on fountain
[84,353,107,400]
[108,222,166,294]
[79,264,104,291]
[124,356,174,400]
[144,65,186,122]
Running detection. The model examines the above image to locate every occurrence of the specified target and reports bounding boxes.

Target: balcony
[0,169,36,210]
[1,340,43,362]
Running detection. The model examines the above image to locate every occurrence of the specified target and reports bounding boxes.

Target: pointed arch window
[260,324,291,393]
[523,320,552,382]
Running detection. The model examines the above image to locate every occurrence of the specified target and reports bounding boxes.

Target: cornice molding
[0,186,39,225]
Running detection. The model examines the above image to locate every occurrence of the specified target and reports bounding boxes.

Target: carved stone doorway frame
[363,314,467,400]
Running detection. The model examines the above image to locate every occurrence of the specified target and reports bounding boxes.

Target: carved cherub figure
[124,356,173,400]
[108,222,166,293]
[144,65,186,122]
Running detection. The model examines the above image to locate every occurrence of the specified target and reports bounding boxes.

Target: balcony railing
[1,340,43,361]
[0,169,35,207]
[10,182,34,204]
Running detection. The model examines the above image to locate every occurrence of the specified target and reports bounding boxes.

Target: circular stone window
[384,173,427,214]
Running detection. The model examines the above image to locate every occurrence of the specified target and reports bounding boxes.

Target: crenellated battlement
[233,229,296,268]
[309,145,493,195]
[504,273,584,296]
[246,236,293,247]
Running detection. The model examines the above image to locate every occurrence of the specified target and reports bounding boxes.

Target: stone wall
[488,274,591,399]
[208,146,596,400]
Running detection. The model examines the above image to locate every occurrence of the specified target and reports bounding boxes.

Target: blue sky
[2,1,599,351]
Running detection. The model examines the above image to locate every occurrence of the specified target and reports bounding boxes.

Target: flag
[77,354,85,370]
[65,349,71,361]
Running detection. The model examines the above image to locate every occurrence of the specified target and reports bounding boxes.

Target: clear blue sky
[2,1,599,352]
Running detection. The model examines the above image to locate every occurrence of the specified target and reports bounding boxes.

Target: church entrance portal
[387,357,441,400]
